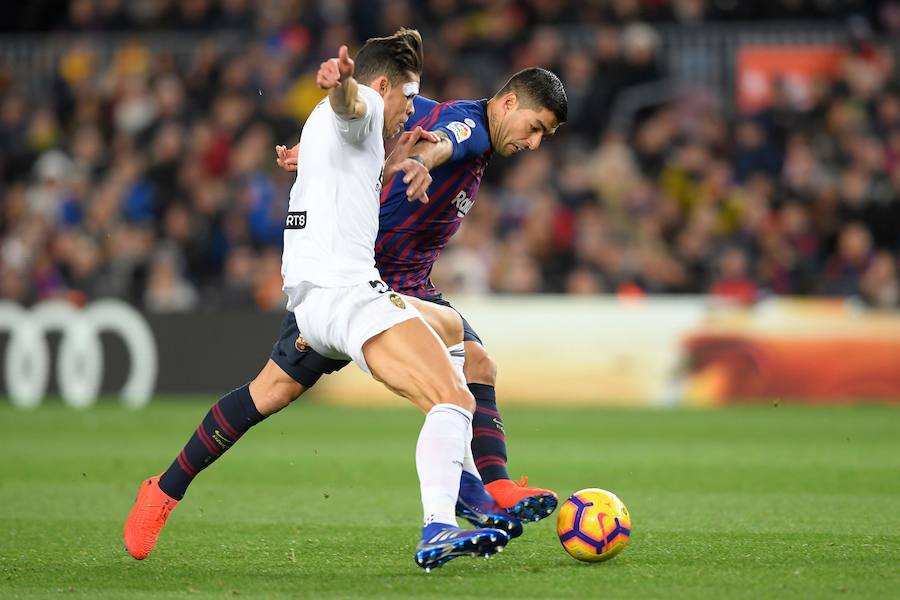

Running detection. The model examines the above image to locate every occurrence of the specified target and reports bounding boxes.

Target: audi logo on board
[0,300,158,409]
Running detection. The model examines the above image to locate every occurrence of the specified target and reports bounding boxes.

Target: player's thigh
[363,317,474,414]
[405,296,463,348]
[260,312,351,415]
[420,296,493,384]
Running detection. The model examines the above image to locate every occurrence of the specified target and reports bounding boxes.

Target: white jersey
[282,84,385,304]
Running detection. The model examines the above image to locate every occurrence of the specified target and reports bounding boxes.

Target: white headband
[403,81,420,97]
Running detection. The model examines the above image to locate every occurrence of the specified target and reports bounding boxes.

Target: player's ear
[503,92,519,115]
[372,76,390,97]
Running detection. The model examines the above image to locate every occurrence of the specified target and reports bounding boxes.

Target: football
[556,488,632,562]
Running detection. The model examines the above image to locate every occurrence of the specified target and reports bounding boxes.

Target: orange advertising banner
[737,45,844,112]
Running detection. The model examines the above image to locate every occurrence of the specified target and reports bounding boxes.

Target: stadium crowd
[1,0,899,311]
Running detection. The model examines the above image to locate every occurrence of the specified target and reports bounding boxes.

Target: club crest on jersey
[389,293,406,309]
[295,335,310,353]
[446,121,471,143]
[451,190,474,218]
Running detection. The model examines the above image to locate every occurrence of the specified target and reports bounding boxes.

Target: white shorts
[290,280,420,374]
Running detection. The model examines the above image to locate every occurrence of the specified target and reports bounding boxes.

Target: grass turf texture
[1,400,898,599]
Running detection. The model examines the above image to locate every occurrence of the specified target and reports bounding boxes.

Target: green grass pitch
[1,399,898,599]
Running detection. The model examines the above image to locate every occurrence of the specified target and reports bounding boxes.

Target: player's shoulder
[435,99,487,122]
[435,100,489,150]
[413,95,440,113]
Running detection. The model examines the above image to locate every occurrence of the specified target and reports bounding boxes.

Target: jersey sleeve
[432,104,491,162]
[332,84,382,144]
[404,96,439,131]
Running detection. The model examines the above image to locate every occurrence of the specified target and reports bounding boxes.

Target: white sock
[447,342,466,387]
[416,403,473,527]
[462,418,481,480]
[445,343,480,480]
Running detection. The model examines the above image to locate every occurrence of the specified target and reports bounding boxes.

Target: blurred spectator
[709,246,758,305]
[822,222,874,297]
[144,249,198,312]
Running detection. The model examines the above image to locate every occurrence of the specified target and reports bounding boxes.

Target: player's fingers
[338,46,354,77]
[317,60,341,88]
[401,126,421,143]
[406,170,431,201]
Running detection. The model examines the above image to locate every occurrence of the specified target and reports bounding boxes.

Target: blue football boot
[415,523,510,572]
[456,471,524,539]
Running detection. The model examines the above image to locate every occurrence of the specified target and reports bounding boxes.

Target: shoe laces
[514,476,529,488]
[155,500,174,523]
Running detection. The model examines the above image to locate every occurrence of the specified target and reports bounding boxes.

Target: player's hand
[397,158,432,203]
[275,144,299,172]
[316,45,354,89]
[384,126,439,174]
[384,126,439,203]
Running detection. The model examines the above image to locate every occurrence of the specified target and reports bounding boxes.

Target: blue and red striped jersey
[376,96,493,298]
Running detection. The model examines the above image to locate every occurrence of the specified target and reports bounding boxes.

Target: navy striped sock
[158,384,265,500]
[469,383,510,484]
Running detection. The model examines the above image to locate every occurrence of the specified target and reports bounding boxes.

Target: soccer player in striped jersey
[124,30,515,570]
[277,68,568,520]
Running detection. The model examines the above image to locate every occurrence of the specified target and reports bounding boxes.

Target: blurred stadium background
[2,2,900,598]
[1,0,899,407]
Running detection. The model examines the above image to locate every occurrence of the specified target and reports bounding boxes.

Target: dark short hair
[495,67,568,124]
[354,28,424,85]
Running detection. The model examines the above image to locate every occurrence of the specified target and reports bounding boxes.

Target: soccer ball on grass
[556,488,631,562]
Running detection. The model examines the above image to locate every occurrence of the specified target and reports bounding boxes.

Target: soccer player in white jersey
[123,29,509,571]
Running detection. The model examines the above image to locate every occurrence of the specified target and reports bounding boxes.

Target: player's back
[282,85,385,300]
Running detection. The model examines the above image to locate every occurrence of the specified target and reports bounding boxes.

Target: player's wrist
[409,155,426,168]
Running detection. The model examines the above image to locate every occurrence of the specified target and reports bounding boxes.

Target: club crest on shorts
[389,293,406,309]
[295,335,309,352]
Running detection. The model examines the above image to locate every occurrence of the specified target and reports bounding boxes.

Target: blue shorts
[270,294,483,387]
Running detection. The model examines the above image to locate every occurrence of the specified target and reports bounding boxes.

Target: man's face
[380,72,419,138]
[492,94,559,157]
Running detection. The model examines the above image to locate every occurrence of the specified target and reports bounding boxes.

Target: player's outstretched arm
[385,126,440,203]
[317,45,366,120]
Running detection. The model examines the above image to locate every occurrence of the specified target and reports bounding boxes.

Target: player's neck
[485,98,501,148]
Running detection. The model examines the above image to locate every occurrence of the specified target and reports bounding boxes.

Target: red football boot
[123,476,178,560]
[485,477,558,522]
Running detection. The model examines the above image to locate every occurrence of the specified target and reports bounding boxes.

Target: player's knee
[441,385,476,414]
[417,379,475,414]
[441,311,464,346]
[249,374,305,416]
[463,343,497,385]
